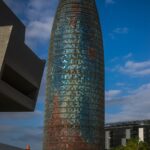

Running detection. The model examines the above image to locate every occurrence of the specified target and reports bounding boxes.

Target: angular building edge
[0,0,46,112]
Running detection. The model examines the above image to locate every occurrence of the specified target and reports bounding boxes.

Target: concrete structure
[105,120,150,149]
[0,143,24,150]
[0,0,45,111]
[44,0,104,150]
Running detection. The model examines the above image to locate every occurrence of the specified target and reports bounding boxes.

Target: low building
[0,143,31,150]
[0,0,45,111]
[0,143,25,150]
[105,120,150,149]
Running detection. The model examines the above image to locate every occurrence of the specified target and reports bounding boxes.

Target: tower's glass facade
[44,0,104,149]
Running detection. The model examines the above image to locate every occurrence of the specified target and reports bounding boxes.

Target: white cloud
[116,82,126,86]
[0,110,43,120]
[25,0,58,48]
[110,57,119,62]
[123,53,133,59]
[26,0,58,38]
[106,83,150,123]
[109,27,129,39]
[0,110,44,150]
[119,60,150,76]
[113,27,129,34]
[4,0,58,51]
[110,53,132,63]
[26,17,53,41]
[106,0,115,4]
[0,125,43,150]
[106,90,122,101]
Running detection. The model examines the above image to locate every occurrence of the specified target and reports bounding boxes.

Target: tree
[113,138,150,150]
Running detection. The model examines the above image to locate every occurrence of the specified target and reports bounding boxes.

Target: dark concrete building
[105,120,150,149]
[0,143,25,150]
[44,0,104,150]
[0,0,45,111]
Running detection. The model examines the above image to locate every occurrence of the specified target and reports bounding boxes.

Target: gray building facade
[105,120,150,149]
[0,0,45,111]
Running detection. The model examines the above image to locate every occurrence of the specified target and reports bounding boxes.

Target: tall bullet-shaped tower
[44,0,104,150]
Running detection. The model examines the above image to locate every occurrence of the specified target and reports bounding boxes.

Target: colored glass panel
[44,0,104,150]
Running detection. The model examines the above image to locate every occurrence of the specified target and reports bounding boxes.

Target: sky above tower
[0,0,150,150]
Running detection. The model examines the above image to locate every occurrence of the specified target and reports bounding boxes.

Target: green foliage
[112,138,150,150]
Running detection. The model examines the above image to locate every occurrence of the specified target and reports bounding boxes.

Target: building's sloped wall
[44,0,104,150]
[0,26,12,71]
[0,0,45,111]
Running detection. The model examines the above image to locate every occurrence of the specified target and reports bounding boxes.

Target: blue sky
[0,0,150,149]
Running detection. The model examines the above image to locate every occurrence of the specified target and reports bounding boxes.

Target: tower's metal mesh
[44,0,104,149]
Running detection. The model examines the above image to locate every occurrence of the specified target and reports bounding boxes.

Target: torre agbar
[44,0,104,150]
